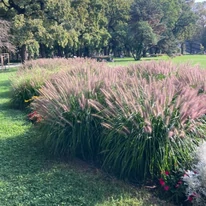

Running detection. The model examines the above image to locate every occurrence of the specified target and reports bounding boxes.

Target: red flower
[28,111,42,123]
[188,196,193,202]
[159,178,165,186]
[187,193,198,202]
[176,180,183,188]
[164,186,169,191]
[165,171,169,176]
[192,192,197,197]
[28,111,37,118]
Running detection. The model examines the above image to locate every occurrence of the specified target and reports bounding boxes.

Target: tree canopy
[0,0,201,61]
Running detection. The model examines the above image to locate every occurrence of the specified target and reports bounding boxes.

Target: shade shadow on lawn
[0,90,11,99]
[0,130,148,206]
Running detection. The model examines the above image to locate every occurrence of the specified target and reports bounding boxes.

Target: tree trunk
[142,48,147,57]
[189,42,193,54]
[20,44,27,63]
[125,46,131,57]
[181,43,185,55]
[84,46,90,57]
[104,47,108,56]
[57,45,64,57]
[134,44,143,60]
[40,43,46,58]
[113,48,118,57]
[155,46,159,54]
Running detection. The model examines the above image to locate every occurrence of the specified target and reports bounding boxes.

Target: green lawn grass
[0,69,172,206]
[109,55,206,68]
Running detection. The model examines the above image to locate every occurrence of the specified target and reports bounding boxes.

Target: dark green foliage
[39,97,102,160]
[10,68,48,109]
[10,81,39,109]
[92,79,199,181]
[0,0,198,61]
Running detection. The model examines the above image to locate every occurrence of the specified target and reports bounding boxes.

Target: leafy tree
[43,0,74,57]
[129,0,197,60]
[104,0,131,56]
[129,21,157,60]
[0,0,74,60]
[192,1,206,50]
[71,0,110,57]
[0,19,15,52]
[129,0,163,60]
[12,15,42,61]
[158,0,197,55]
[0,0,198,60]
[0,0,45,61]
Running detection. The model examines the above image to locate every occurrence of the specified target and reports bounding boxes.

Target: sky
[195,0,206,2]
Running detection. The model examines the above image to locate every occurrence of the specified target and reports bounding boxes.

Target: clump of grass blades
[21,58,82,70]
[10,58,104,109]
[31,61,123,160]
[177,64,206,94]
[30,59,206,183]
[89,76,206,181]
[129,61,206,93]
[10,68,54,109]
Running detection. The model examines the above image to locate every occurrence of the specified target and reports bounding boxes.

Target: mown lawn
[0,69,173,206]
[109,55,206,68]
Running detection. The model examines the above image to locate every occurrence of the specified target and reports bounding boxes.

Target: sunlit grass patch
[109,55,206,68]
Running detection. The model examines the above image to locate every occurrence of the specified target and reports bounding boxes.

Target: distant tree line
[0,0,202,62]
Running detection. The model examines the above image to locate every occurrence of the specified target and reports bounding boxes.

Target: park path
[0,63,21,70]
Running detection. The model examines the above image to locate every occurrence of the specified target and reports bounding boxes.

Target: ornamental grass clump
[10,67,55,109]
[29,59,205,182]
[21,57,102,71]
[21,58,74,70]
[89,75,206,181]
[10,58,103,109]
[128,61,206,93]
[31,60,123,159]
[128,61,178,81]
[177,65,206,94]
